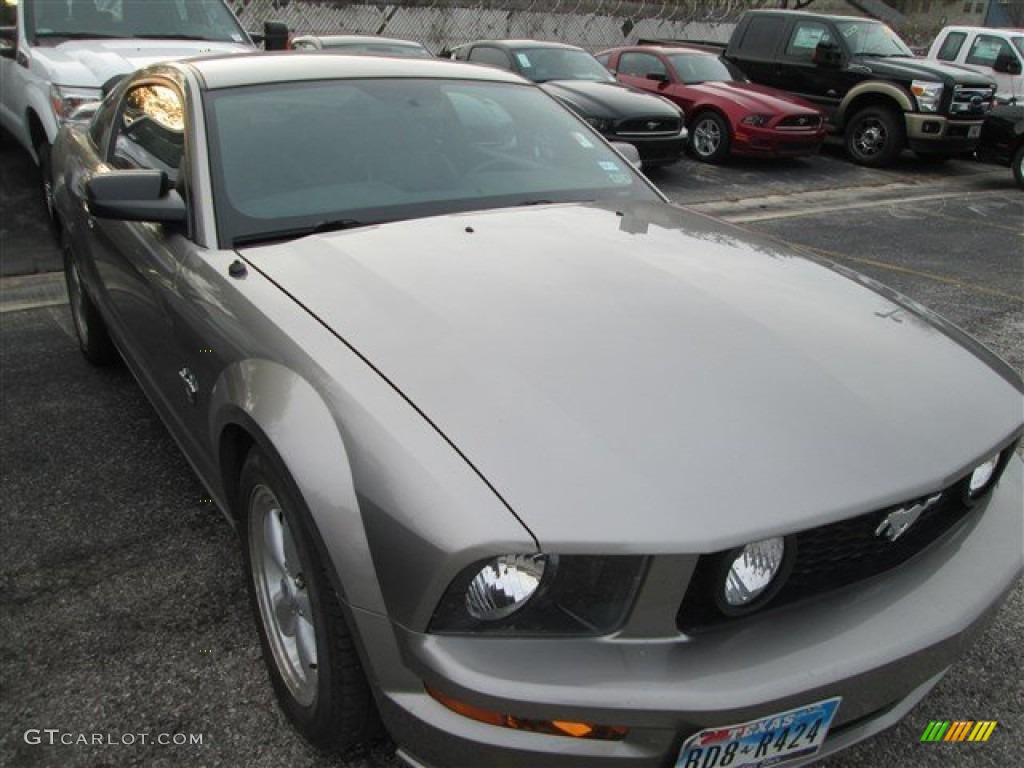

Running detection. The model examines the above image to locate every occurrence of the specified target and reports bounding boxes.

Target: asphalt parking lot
[1,137,1021,768]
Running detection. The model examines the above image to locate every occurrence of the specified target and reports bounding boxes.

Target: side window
[88,95,120,154]
[594,52,611,68]
[468,46,512,70]
[111,83,185,180]
[936,31,967,61]
[738,17,787,58]
[619,52,668,79]
[785,22,833,60]
[965,35,1012,67]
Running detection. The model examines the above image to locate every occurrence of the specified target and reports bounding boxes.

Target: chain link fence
[229,1,765,52]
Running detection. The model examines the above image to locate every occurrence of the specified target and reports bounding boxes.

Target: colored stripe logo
[920,720,997,742]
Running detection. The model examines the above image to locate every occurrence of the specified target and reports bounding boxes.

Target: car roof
[604,45,715,56]
[292,34,426,48]
[466,39,584,52]
[746,9,881,23]
[182,52,527,89]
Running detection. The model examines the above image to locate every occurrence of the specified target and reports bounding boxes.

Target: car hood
[540,80,680,119]
[37,39,252,89]
[850,55,996,87]
[243,202,1022,552]
[688,81,820,114]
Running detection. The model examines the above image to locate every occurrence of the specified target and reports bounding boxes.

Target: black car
[446,39,686,167]
[976,105,1024,188]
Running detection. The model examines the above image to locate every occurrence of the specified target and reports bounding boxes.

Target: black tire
[689,111,731,163]
[845,106,904,167]
[63,240,117,365]
[1013,145,1024,189]
[36,141,58,227]
[239,447,381,751]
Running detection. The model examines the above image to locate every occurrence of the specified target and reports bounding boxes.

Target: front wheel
[36,141,58,227]
[845,106,904,167]
[239,448,380,751]
[689,112,731,163]
[1013,145,1024,189]
[63,242,116,365]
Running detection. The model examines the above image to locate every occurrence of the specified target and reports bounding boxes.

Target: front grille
[677,443,1016,632]
[776,114,823,130]
[949,85,994,116]
[615,116,682,136]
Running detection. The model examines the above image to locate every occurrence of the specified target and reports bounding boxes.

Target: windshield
[204,78,659,247]
[668,54,735,84]
[835,20,913,57]
[515,48,616,83]
[28,0,248,44]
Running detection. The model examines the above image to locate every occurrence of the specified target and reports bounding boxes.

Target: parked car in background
[926,26,1023,105]
[51,51,1023,768]
[290,34,431,58]
[447,39,686,167]
[975,104,1024,187]
[0,0,286,221]
[597,45,826,163]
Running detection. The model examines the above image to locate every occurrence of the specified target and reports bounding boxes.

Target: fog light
[465,554,548,620]
[721,537,786,610]
[968,453,1000,497]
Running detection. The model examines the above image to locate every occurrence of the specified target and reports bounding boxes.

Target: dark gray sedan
[448,39,687,167]
[52,53,1022,768]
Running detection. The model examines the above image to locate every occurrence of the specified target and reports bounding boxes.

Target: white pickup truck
[926,26,1023,105]
[0,0,287,218]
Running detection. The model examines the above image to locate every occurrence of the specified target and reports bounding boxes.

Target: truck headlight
[50,85,103,123]
[911,80,944,113]
[584,116,614,133]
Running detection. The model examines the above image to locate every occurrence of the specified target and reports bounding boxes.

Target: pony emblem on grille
[875,494,942,542]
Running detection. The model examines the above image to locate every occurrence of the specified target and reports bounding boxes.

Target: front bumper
[609,130,687,166]
[357,458,1023,768]
[733,125,827,158]
[905,114,985,154]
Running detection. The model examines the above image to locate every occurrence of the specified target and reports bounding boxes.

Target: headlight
[50,85,103,123]
[584,116,614,133]
[967,453,1001,499]
[717,537,789,614]
[911,80,944,113]
[465,554,547,620]
[740,114,771,127]
[431,554,648,635]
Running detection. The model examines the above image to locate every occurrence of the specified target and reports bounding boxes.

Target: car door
[962,33,1024,104]
[615,50,671,97]
[82,76,219,464]
[467,45,515,73]
[775,19,845,111]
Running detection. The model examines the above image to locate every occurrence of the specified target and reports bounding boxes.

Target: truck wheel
[690,112,731,163]
[1013,146,1024,189]
[36,141,57,225]
[239,447,381,751]
[845,106,904,167]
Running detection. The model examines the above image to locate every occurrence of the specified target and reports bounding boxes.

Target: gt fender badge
[875,494,942,542]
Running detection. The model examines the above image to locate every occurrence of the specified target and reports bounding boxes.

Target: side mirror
[86,170,186,223]
[993,54,1022,76]
[0,26,15,59]
[610,141,643,171]
[813,41,842,68]
[263,20,290,51]
[645,72,670,84]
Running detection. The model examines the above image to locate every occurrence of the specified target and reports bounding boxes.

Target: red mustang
[597,45,827,163]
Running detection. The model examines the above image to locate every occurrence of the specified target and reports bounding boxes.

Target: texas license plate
[968,124,981,138]
[675,697,841,768]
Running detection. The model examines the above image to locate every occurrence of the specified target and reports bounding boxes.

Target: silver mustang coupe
[52,53,1021,768]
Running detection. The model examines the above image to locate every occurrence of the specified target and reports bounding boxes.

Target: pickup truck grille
[949,85,994,117]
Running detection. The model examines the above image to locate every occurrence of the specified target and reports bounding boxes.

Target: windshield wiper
[234,219,370,247]
[134,34,228,41]
[35,32,125,39]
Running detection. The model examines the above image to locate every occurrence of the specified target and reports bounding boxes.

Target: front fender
[209,359,389,614]
[25,85,59,150]
[838,82,914,127]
